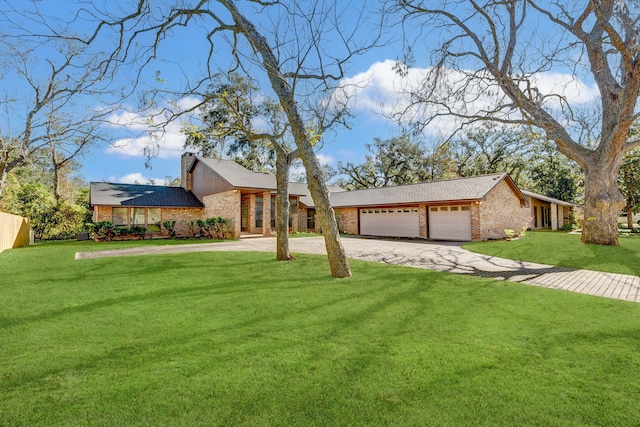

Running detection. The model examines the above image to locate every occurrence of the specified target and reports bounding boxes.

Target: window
[374,209,380,213]
[362,210,367,214]
[112,208,128,226]
[368,209,373,213]
[440,207,448,211]
[411,208,418,212]
[131,208,146,227]
[430,207,438,212]
[451,206,459,211]
[461,206,470,211]
[255,196,263,228]
[271,197,276,228]
[147,208,161,232]
[403,208,410,212]
[307,209,316,230]
[388,209,394,213]
[381,209,387,213]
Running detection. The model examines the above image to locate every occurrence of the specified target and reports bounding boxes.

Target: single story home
[89,153,578,241]
[90,182,204,235]
[521,190,579,231]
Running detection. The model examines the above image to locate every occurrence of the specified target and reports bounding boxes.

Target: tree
[76,1,380,277]
[529,141,583,203]
[619,148,640,229]
[337,135,435,189]
[184,72,299,260]
[0,31,114,199]
[451,123,536,186]
[395,1,640,245]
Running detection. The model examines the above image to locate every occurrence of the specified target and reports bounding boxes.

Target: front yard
[1,239,640,426]
[464,230,640,276]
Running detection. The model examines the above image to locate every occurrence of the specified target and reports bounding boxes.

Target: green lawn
[464,231,640,276]
[1,240,640,426]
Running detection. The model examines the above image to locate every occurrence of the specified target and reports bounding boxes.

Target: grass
[464,231,640,276]
[1,240,640,426]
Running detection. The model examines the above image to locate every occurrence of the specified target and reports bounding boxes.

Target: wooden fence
[0,211,33,253]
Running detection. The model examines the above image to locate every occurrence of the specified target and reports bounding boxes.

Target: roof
[289,182,346,208]
[330,173,525,207]
[521,190,579,207]
[191,157,279,190]
[192,157,344,204]
[90,182,204,208]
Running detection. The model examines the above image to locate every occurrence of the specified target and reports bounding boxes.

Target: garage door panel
[360,208,419,238]
[429,205,471,241]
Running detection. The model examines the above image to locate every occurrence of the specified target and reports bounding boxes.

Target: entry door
[429,205,472,241]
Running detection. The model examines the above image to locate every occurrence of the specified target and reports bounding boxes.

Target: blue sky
[1,1,601,186]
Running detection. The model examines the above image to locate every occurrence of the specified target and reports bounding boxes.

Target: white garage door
[360,207,420,238]
[429,205,472,241]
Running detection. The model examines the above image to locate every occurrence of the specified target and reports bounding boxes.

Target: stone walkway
[75,236,640,304]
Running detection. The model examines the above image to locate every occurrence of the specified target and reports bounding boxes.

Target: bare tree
[394,1,640,245]
[0,32,113,199]
[75,1,381,277]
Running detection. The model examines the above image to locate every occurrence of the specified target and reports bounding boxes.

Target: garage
[429,205,472,241]
[360,207,419,237]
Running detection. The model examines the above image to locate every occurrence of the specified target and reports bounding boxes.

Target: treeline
[335,123,584,203]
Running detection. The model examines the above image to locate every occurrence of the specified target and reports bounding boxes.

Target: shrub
[91,221,115,241]
[162,220,177,238]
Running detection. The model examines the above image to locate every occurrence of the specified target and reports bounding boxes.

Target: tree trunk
[581,163,625,245]
[221,0,352,278]
[627,206,633,230]
[275,155,292,261]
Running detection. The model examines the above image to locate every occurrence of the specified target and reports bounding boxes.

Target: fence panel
[0,211,33,253]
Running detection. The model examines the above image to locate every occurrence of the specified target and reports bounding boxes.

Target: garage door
[360,207,420,238]
[429,205,471,241]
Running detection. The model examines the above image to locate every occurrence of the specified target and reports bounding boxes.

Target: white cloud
[106,129,185,159]
[103,96,202,158]
[336,59,601,136]
[316,153,334,165]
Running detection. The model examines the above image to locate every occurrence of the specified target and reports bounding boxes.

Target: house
[89,182,204,235]
[89,152,576,241]
[521,190,579,231]
[330,173,530,241]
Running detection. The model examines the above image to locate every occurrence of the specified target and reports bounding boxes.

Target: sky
[0,1,603,187]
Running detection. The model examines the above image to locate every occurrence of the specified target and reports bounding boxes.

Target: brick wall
[203,190,241,238]
[93,206,203,236]
[418,204,427,238]
[161,208,204,236]
[480,180,530,240]
[335,207,358,234]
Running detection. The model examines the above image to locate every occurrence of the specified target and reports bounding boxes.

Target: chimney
[181,152,195,191]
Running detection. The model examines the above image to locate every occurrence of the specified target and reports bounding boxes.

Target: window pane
[255,196,263,228]
[131,208,146,227]
[112,207,128,226]
[148,208,161,232]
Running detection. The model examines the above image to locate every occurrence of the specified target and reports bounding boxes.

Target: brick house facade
[90,154,576,241]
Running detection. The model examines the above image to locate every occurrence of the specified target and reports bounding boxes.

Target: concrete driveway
[76,236,640,303]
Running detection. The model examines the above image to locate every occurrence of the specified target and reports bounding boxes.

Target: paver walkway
[76,236,640,303]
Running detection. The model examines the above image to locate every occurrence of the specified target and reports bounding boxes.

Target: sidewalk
[76,236,640,304]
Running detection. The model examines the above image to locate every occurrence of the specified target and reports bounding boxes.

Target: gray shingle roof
[193,157,278,190]
[90,182,204,207]
[193,157,344,205]
[289,182,346,208]
[521,190,578,207]
[330,173,519,207]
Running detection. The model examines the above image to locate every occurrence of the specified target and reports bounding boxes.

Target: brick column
[262,192,271,236]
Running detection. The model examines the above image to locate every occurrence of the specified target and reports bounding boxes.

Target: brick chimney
[181,152,195,191]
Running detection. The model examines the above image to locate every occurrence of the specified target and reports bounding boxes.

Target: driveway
[76,236,640,303]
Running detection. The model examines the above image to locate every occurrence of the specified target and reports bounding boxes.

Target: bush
[91,221,115,241]
[162,220,177,238]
